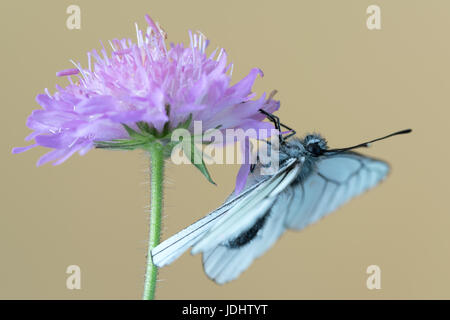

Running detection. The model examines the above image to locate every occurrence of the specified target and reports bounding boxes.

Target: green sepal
[180,133,216,185]
[95,122,160,150]
[136,121,152,136]
[122,124,146,139]
[95,116,216,185]
[178,114,193,130]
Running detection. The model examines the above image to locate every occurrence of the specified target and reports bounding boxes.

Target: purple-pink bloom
[13,15,279,171]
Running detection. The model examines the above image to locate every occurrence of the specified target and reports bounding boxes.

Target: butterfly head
[303,134,328,157]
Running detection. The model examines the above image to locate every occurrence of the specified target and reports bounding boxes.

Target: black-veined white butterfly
[151,110,411,284]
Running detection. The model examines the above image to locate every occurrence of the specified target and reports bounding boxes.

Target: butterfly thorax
[248,135,328,185]
[281,135,328,182]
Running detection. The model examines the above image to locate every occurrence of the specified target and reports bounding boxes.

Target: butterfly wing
[202,151,389,284]
[285,152,390,230]
[202,191,291,284]
[151,158,298,268]
[151,174,272,267]
[191,160,300,254]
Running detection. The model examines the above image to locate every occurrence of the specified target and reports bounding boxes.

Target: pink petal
[12,144,37,154]
[234,163,251,195]
[56,69,80,77]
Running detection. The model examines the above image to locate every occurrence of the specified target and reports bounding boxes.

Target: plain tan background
[1,0,449,299]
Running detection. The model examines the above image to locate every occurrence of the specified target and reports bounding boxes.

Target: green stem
[143,143,164,300]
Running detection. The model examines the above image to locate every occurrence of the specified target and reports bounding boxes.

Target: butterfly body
[151,128,410,284]
[252,135,324,182]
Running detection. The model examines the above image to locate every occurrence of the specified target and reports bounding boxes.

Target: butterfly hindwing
[202,190,291,284]
[285,152,389,230]
[190,159,299,254]
[151,172,275,267]
[151,158,298,267]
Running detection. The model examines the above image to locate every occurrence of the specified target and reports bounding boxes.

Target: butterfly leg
[259,109,296,143]
[281,124,297,140]
[259,109,281,131]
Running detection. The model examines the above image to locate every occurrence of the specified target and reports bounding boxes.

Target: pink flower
[13,14,279,173]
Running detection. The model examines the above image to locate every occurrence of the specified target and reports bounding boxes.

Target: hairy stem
[143,143,164,300]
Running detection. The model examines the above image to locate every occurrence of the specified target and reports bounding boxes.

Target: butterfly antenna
[324,128,412,153]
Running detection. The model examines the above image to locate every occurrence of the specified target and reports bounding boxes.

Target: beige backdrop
[1,0,449,299]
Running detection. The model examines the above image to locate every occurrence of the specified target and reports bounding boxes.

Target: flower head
[13,15,279,167]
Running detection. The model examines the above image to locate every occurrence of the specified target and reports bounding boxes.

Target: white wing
[191,161,301,254]
[202,192,290,284]
[285,152,389,230]
[151,158,299,267]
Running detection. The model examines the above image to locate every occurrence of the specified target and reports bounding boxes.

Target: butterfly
[151,110,411,284]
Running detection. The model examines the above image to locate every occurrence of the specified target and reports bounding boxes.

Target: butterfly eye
[307,142,324,156]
